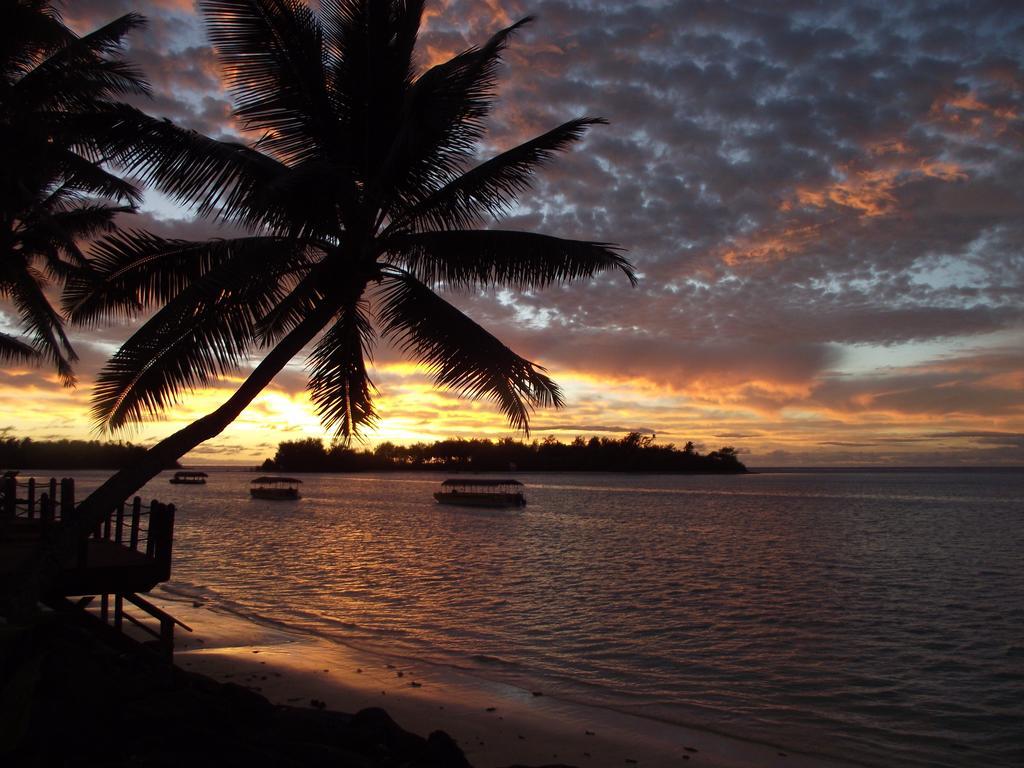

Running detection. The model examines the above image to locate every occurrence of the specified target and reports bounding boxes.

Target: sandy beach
[150,589,853,768]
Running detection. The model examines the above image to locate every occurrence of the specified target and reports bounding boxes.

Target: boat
[433,478,526,508]
[250,476,302,500]
[169,470,208,485]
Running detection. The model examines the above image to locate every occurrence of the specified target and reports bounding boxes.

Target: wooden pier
[0,474,186,658]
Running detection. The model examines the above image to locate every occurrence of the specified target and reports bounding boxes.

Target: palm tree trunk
[2,299,340,618]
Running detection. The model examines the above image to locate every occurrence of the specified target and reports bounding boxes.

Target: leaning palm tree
[0,0,148,381]
[57,0,633,540]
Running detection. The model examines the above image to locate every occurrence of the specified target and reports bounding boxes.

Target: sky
[3,0,1023,466]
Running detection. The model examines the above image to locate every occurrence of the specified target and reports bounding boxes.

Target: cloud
[531,424,656,435]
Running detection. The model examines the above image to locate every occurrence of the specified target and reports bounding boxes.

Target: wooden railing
[1,474,174,578]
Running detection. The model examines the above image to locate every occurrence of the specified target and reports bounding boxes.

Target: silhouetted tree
[0,0,148,380]
[272,437,328,470]
[0,0,635,611]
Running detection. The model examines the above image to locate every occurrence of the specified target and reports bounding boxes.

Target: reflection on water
[71,469,1024,767]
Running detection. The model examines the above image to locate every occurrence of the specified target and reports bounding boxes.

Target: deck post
[27,477,35,518]
[114,503,125,544]
[57,479,87,566]
[48,478,57,518]
[114,594,123,631]
[160,614,174,662]
[39,492,52,526]
[2,474,15,517]
[146,500,159,558]
[101,593,109,622]
[149,502,176,581]
[129,497,141,550]
[60,478,74,524]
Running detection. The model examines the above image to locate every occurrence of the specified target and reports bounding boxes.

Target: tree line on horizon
[0,437,179,471]
[263,433,747,473]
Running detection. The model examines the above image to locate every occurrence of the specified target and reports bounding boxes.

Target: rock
[415,730,472,768]
[349,707,426,757]
[218,682,274,720]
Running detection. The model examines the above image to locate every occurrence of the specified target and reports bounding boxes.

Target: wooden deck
[1,527,165,594]
[1,474,183,657]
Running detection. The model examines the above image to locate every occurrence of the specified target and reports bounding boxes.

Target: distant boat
[169,471,208,485]
[250,476,302,500]
[434,478,526,508]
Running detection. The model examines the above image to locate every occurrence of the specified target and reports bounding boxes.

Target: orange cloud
[928,90,1020,137]
[719,220,831,265]
[723,135,971,265]
[789,156,967,218]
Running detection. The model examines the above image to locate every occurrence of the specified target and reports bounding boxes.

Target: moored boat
[250,476,302,500]
[433,478,526,508]
[170,470,208,485]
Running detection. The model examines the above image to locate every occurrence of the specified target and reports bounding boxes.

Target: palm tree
[0,1,149,382]
[54,0,634,553]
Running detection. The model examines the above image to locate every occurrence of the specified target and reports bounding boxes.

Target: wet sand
[151,589,854,768]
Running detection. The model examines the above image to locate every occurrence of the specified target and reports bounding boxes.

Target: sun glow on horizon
[4,347,1021,467]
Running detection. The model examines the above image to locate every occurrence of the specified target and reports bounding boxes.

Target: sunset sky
[3,0,1023,466]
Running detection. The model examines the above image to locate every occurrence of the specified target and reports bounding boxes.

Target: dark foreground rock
[0,614,507,767]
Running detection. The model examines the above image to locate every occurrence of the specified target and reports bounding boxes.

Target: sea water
[69,469,1023,767]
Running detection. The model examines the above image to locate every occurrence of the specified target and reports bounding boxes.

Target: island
[262,433,747,474]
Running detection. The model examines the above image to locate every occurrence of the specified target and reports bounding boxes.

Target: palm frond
[306,299,377,437]
[8,267,76,385]
[201,0,337,164]
[256,264,326,344]
[391,117,607,233]
[373,17,533,212]
[51,146,142,204]
[0,332,40,365]
[103,106,298,228]
[20,202,134,272]
[257,158,361,236]
[384,0,426,86]
[386,229,637,291]
[376,270,562,433]
[65,231,315,326]
[0,1,72,79]
[327,0,425,182]
[89,251,298,431]
[12,13,149,107]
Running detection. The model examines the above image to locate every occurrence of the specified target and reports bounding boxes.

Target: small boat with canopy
[434,478,526,508]
[250,476,302,500]
[169,470,208,485]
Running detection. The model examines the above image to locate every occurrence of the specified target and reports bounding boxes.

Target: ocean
[70,469,1024,767]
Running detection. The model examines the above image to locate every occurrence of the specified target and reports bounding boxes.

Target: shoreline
[151,589,855,768]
